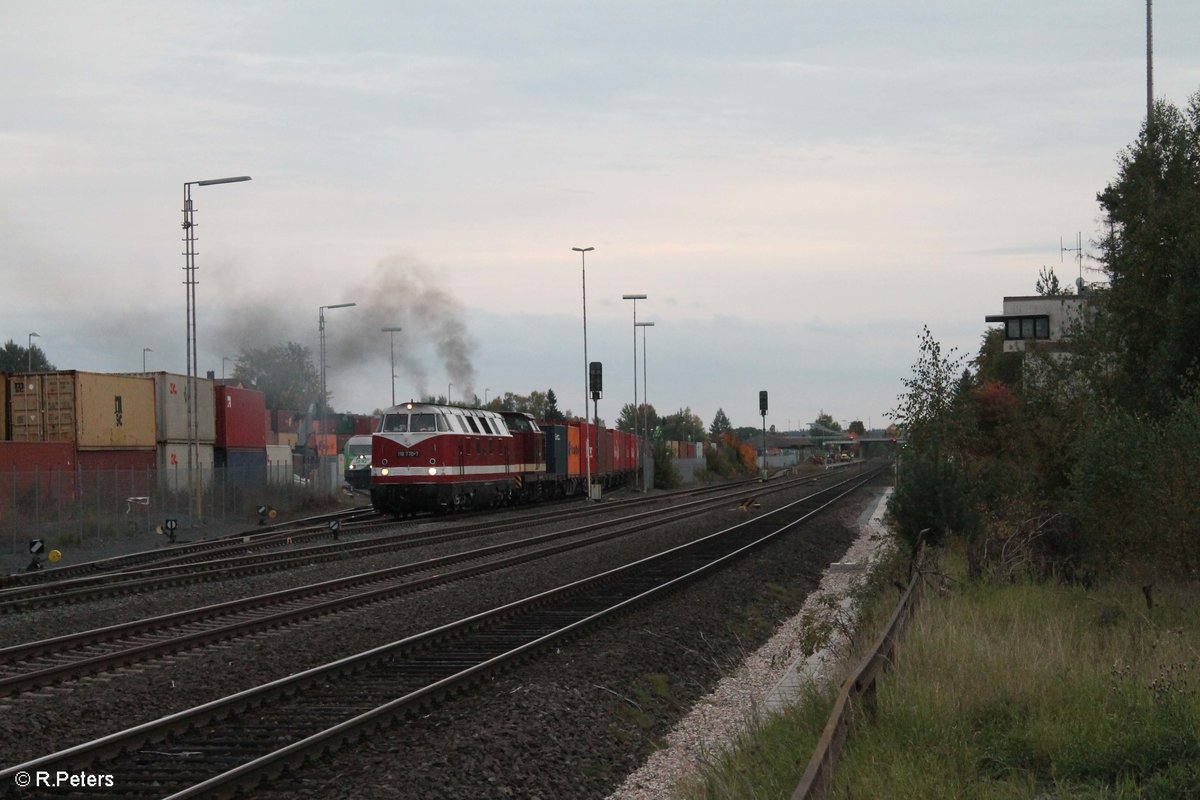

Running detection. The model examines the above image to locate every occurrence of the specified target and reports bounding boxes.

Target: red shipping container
[271,409,300,434]
[75,448,156,500]
[0,441,76,504]
[75,448,155,472]
[215,386,268,449]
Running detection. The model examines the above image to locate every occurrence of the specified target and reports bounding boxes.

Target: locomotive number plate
[395,450,419,458]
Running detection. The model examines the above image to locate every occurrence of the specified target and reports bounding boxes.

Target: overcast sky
[4,2,1199,432]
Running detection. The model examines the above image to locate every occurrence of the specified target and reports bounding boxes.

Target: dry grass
[679,544,1200,799]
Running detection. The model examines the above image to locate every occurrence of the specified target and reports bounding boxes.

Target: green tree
[1035,265,1071,296]
[1096,89,1200,416]
[616,403,658,435]
[659,407,705,442]
[709,408,733,438]
[0,340,55,372]
[234,342,320,411]
[848,420,866,437]
[888,326,979,552]
[974,328,1023,387]
[543,389,564,421]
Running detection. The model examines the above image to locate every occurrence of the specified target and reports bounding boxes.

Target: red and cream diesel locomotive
[369,401,639,516]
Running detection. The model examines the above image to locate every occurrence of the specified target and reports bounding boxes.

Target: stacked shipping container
[144,372,216,491]
[215,385,268,489]
[6,371,159,501]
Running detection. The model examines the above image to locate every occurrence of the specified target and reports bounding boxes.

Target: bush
[888,450,980,554]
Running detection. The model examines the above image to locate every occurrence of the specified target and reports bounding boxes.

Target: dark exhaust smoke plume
[212,255,477,404]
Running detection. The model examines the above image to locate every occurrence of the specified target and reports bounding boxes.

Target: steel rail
[0,469,882,799]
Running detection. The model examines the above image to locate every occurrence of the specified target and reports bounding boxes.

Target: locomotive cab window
[382,413,409,432]
[411,413,439,432]
[465,417,480,434]
[436,413,451,432]
[479,418,494,434]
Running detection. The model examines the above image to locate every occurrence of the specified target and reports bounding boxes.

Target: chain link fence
[1,461,340,563]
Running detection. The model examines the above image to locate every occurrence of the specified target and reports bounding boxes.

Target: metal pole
[182,182,198,521]
[382,326,402,407]
[319,302,356,445]
[1147,0,1153,131]
[636,321,654,489]
[760,414,768,473]
[182,175,250,522]
[573,247,594,498]
[27,332,39,372]
[622,294,646,488]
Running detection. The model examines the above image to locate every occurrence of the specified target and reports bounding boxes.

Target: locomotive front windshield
[410,413,450,432]
[382,413,409,432]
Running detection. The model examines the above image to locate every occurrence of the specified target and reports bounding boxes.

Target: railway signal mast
[759,390,768,478]
[590,361,603,501]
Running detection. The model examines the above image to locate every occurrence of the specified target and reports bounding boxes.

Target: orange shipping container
[567,423,581,477]
[315,433,338,457]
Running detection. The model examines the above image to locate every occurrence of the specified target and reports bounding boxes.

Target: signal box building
[984,294,1092,354]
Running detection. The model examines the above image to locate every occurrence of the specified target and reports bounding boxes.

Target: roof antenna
[1061,232,1083,284]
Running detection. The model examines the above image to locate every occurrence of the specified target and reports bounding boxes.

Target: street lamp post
[573,247,595,499]
[319,302,356,471]
[143,348,153,372]
[182,174,250,521]
[622,294,647,488]
[27,332,39,372]
[447,383,453,404]
[485,388,490,406]
[635,321,654,490]
[381,327,402,407]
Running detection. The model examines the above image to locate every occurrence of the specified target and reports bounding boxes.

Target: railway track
[0,473,767,592]
[0,467,883,799]
[0,474,790,613]
[0,469,847,695]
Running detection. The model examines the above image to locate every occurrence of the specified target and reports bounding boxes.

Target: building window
[1002,315,1051,341]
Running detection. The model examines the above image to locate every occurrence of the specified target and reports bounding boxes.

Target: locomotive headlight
[380,468,390,476]
[428,467,438,476]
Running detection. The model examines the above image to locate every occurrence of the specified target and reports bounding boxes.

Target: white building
[984,294,1092,354]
